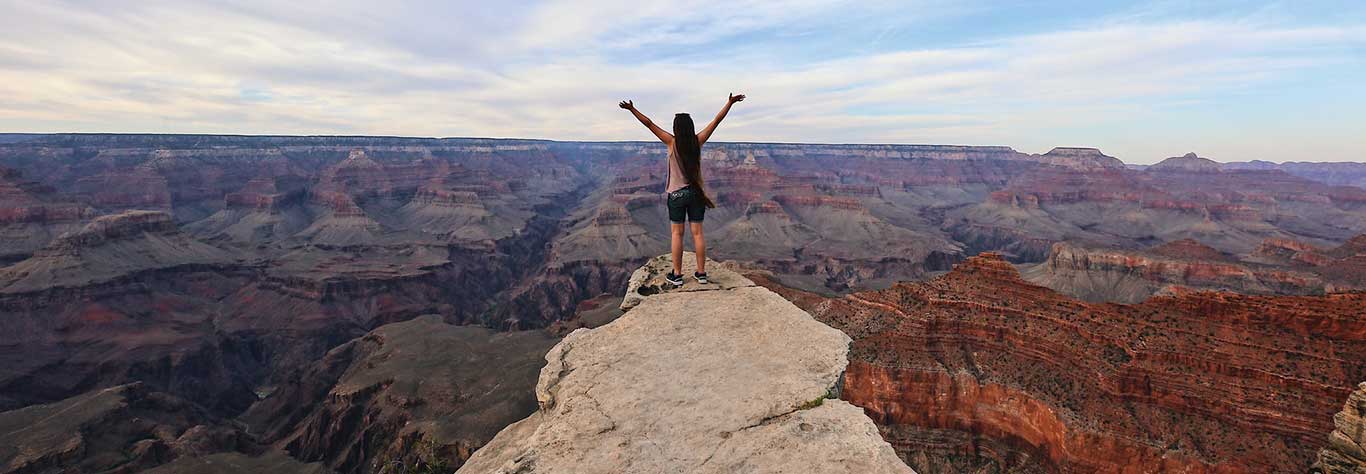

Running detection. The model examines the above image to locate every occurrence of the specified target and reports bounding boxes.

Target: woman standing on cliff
[620,93,745,287]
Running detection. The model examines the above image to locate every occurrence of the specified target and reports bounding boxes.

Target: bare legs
[671,223,685,275]
[669,222,706,275]
[691,222,705,274]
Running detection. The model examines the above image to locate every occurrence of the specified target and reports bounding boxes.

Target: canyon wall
[3,134,1366,472]
[241,316,558,473]
[1023,236,1366,303]
[755,254,1366,473]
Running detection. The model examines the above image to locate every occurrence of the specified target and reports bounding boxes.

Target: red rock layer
[1256,238,1333,267]
[1244,236,1366,290]
[1042,241,1328,296]
[0,168,92,224]
[755,254,1366,473]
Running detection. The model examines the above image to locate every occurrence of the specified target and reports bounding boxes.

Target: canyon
[752,254,1366,473]
[1020,236,1366,303]
[1,134,1364,472]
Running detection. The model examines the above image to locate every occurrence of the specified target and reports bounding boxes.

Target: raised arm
[697,93,745,146]
[619,100,673,144]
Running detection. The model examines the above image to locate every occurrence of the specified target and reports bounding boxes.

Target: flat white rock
[459,255,913,474]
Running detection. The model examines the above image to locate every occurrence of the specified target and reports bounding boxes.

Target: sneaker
[694,272,709,284]
[665,272,684,287]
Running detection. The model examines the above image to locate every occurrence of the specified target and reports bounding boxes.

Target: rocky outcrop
[1313,382,1366,474]
[1254,237,1332,266]
[1037,147,1126,170]
[755,253,1366,473]
[458,254,913,474]
[1148,152,1224,172]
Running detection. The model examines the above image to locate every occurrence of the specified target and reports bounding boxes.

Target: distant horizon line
[1,132,1361,166]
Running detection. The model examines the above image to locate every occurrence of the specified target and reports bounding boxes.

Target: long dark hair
[673,113,715,208]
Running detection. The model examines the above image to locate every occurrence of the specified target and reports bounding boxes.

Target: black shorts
[666,186,706,223]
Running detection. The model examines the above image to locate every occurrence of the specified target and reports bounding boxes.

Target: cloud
[0,0,1362,162]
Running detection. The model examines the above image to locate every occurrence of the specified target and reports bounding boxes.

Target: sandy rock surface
[619,252,753,311]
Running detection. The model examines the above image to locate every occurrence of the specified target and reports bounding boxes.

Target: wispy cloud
[0,0,1362,163]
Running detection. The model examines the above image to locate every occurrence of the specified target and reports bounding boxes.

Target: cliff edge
[1314,382,1366,474]
[457,253,913,473]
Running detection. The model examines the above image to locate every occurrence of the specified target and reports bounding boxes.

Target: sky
[0,0,1363,164]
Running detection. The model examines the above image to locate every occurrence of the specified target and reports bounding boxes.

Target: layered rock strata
[754,254,1366,473]
[1022,240,1330,303]
[458,254,913,474]
[0,210,237,293]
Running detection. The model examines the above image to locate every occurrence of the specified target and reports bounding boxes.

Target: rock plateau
[457,254,914,474]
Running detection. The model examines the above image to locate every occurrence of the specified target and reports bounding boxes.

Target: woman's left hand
[619,100,634,110]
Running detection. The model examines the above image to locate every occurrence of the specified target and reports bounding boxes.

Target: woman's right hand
[729,93,746,104]
[619,100,634,110]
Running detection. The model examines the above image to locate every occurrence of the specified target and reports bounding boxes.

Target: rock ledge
[458,253,913,473]
[1313,382,1366,474]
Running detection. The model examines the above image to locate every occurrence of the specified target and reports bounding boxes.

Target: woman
[619,93,745,286]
